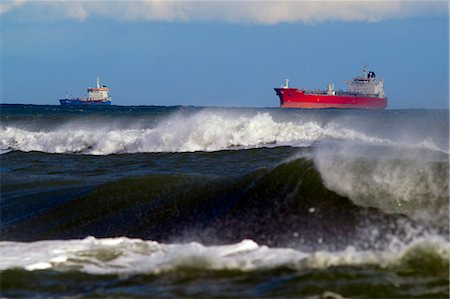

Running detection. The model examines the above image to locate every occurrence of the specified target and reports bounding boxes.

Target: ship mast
[96,76,100,89]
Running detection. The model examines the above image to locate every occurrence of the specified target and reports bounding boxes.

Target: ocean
[0,104,448,298]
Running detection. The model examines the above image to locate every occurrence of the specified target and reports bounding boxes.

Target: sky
[0,1,448,109]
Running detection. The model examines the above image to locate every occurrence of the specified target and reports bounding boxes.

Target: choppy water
[1,104,449,298]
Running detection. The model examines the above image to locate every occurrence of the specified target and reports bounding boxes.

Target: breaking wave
[0,236,448,275]
[2,106,448,298]
[3,155,447,248]
[1,110,447,154]
[311,143,449,227]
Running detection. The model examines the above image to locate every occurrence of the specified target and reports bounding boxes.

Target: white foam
[1,110,446,155]
[0,236,448,275]
[0,112,313,154]
[0,148,12,154]
[312,142,449,227]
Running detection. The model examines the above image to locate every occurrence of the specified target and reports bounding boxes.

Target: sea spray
[0,236,448,274]
[1,109,447,154]
[1,105,448,298]
[312,142,449,227]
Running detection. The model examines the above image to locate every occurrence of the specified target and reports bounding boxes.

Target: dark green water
[1,104,448,298]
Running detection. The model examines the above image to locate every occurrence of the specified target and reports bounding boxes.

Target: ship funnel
[327,83,336,95]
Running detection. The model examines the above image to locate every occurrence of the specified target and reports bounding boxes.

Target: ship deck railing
[304,90,381,98]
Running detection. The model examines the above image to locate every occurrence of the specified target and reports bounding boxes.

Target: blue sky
[1,1,448,108]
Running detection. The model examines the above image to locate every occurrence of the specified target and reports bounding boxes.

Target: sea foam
[1,110,446,155]
[312,142,449,227]
[0,236,448,275]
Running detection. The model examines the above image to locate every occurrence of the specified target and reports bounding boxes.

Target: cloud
[0,0,25,14]
[1,1,447,24]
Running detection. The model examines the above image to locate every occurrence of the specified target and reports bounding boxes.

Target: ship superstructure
[274,66,387,109]
[60,77,112,105]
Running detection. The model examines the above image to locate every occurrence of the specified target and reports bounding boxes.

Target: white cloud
[1,1,447,24]
[0,0,25,14]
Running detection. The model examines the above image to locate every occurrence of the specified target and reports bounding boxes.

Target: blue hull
[59,99,112,106]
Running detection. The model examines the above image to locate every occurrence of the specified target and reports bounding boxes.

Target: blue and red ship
[60,77,112,106]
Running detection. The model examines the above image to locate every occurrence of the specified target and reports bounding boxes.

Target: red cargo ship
[274,66,387,109]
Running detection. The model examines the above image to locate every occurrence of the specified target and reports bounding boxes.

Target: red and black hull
[274,88,387,109]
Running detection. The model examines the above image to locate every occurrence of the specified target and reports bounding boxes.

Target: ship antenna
[96,76,100,88]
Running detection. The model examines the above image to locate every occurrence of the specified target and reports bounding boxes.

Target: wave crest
[0,236,448,275]
[1,110,446,154]
[312,143,449,227]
